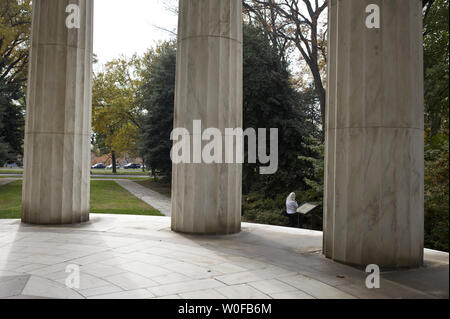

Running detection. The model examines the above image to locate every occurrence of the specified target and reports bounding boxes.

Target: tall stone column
[22,0,93,224]
[171,0,243,234]
[324,0,424,268]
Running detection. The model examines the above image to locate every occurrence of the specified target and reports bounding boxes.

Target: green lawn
[136,179,172,197]
[0,181,22,218]
[0,169,23,174]
[0,180,162,219]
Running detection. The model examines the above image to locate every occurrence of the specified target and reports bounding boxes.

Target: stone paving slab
[0,215,448,299]
[0,274,30,298]
[114,180,171,216]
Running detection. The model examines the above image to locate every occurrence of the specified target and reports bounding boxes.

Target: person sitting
[285,192,299,227]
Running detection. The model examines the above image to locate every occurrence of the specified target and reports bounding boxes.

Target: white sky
[93,0,178,68]
[92,0,322,78]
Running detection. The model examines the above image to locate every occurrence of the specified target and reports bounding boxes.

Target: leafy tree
[139,42,177,178]
[92,56,143,173]
[424,134,449,251]
[242,25,319,196]
[0,78,24,165]
[424,0,449,136]
[422,0,449,251]
[0,0,30,165]
[0,138,11,164]
[138,27,320,190]
[243,0,328,129]
[0,0,31,85]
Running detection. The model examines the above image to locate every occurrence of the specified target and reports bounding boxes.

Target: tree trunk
[316,80,326,136]
[310,63,327,138]
[111,151,117,174]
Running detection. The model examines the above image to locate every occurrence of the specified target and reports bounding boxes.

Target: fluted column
[324,0,424,268]
[22,0,93,224]
[171,0,243,234]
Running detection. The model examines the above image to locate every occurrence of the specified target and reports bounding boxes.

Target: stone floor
[0,215,448,299]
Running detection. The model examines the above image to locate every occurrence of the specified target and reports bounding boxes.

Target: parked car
[124,163,141,169]
[91,163,106,169]
[106,163,120,169]
[4,162,19,168]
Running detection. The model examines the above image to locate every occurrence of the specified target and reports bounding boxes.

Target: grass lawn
[136,179,172,197]
[0,169,23,174]
[0,180,162,219]
[0,181,21,218]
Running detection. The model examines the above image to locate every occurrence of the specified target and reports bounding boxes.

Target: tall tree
[422,0,449,252]
[139,42,177,178]
[92,56,143,173]
[423,0,449,136]
[0,0,31,86]
[243,0,328,130]
[0,0,31,164]
[139,27,320,193]
[242,25,319,196]
[0,78,24,164]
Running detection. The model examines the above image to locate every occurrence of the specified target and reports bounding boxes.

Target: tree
[243,0,440,132]
[0,138,11,164]
[139,26,320,192]
[0,0,31,86]
[92,56,144,173]
[139,42,177,178]
[424,133,449,251]
[242,25,319,196]
[243,0,328,130]
[422,0,449,252]
[0,0,30,165]
[423,0,449,136]
[0,78,24,165]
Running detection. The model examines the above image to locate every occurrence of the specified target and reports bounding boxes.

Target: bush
[242,192,288,226]
[424,133,449,252]
[242,191,323,230]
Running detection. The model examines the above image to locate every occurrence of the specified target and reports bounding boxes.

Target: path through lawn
[0,180,162,219]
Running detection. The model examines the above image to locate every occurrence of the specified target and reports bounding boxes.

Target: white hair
[286,192,296,202]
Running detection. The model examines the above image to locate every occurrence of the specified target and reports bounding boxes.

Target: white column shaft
[22,0,93,224]
[324,0,424,268]
[171,0,243,234]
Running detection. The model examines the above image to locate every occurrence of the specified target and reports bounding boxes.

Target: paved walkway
[114,180,171,216]
[0,215,448,299]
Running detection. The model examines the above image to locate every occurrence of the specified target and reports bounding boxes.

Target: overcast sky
[93,0,178,67]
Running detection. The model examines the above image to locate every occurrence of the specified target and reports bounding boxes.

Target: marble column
[22,0,93,224]
[171,0,243,234]
[324,0,424,268]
